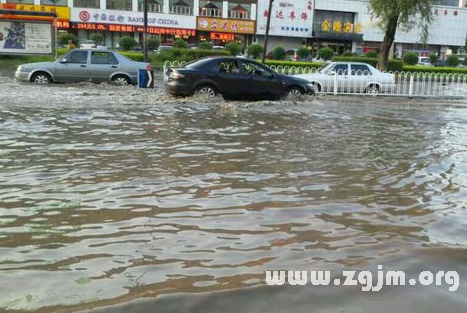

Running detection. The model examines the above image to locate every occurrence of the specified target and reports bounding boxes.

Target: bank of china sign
[71,8,196,29]
[257,0,313,37]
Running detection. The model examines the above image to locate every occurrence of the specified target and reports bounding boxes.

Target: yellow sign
[322,19,330,31]
[197,17,255,34]
[321,20,363,34]
[0,4,70,20]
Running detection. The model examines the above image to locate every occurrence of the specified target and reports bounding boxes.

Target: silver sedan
[15,49,150,86]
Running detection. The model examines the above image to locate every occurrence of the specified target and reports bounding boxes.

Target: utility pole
[143,0,148,62]
[261,0,274,64]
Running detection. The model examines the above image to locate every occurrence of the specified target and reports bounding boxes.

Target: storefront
[196,16,255,47]
[310,10,363,55]
[70,8,197,48]
[0,3,70,30]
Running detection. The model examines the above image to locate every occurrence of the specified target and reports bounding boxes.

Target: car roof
[69,48,114,52]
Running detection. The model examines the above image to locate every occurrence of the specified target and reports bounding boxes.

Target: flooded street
[1,69,467,313]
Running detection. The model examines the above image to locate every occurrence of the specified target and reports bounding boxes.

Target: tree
[429,53,438,66]
[225,42,242,56]
[318,47,334,61]
[58,32,78,46]
[247,44,264,59]
[402,51,418,65]
[90,34,104,45]
[272,46,286,60]
[119,36,137,51]
[199,41,213,50]
[173,39,188,49]
[368,0,434,71]
[297,46,311,60]
[446,55,459,67]
[146,36,160,51]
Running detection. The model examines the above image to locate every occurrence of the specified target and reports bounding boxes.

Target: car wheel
[112,75,131,86]
[283,86,304,100]
[366,84,379,96]
[31,72,52,84]
[194,85,217,98]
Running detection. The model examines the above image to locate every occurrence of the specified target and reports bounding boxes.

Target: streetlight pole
[143,0,148,62]
[261,0,274,64]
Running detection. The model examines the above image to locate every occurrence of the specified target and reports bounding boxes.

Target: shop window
[170,0,193,15]
[40,0,67,6]
[107,0,132,11]
[229,3,250,19]
[139,0,162,13]
[199,0,222,17]
[74,0,100,8]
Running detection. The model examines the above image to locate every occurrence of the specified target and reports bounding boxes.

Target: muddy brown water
[1,69,467,312]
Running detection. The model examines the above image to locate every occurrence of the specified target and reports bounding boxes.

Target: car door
[350,64,372,93]
[327,63,350,92]
[213,60,251,98]
[239,60,283,99]
[89,51,120,82]
[55,50,89,82]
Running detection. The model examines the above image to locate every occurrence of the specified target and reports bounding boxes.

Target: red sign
[71,23,196,36]
[210,32,235,41]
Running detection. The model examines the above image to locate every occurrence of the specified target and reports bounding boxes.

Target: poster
[0,21,52,54]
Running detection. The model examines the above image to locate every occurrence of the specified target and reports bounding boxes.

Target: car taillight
[146,64,152,71]
[169,70,185,79]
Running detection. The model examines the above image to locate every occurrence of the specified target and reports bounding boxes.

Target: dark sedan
[164,57,314,100]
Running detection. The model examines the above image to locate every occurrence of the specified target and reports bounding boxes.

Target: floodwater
[1,69,467,313]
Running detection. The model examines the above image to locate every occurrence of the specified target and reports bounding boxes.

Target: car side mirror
[328,70,336,75]
[59,59,67,63]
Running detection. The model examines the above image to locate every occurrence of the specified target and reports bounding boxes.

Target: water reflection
[1,80,467,312]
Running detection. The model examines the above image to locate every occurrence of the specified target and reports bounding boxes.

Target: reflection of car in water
[15,49,150,85]
[294,62,396,95]
[165,56,314,100]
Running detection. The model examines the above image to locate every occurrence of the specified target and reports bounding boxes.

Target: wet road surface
[1,70,467,312]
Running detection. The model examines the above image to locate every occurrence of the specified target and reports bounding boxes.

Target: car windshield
[318,63,332,73]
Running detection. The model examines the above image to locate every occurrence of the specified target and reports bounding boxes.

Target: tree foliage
[247,44,264,59]
[446,55,459,67]
[173,39,188,49]
[272,46,286,60]
[119,36,137,51]
[365,50,378,58]
[58,32,78,46]
[429,53,438,66]
[90,34,104,45]
[297,47,311,60]
[403,51,418,65]
[199,41,213,50]
[318,47,334,61]
[225,42,242,56]
[147,36,160,51]
[368,0,434,70]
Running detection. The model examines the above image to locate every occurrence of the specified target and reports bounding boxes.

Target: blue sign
[138,69,154,89]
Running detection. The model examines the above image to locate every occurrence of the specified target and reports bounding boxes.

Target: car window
[91,52,118,65]
[331,64,349,75]
[351,64,371,76]
[217,60,240,74]
[65,51,88,64]
[241,61,272,77]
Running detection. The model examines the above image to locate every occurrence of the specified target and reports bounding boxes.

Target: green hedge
[151,48,230,64]
[265,60,324,68]
[332,56,404,72]
[119,51,145,62]
[402,65,467,74]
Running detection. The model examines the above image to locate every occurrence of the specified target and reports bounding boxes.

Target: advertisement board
[0,21,52,55]
[71,8,196,30]
[197,17,255,34]
[256,0,314,37]
[0,4,70,21]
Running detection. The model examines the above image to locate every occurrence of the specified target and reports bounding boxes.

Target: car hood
[20,62,56,70]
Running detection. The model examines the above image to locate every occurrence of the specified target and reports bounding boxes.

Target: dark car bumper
[305,84,315,95]
[165,81,192,96]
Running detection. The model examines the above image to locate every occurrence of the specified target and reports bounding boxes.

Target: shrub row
[265,60,324,69]
[150,48,230,64]
[401,65,467,74]
[332,56,404,72]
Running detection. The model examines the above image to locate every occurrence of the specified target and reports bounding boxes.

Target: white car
[294,62,396,95]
